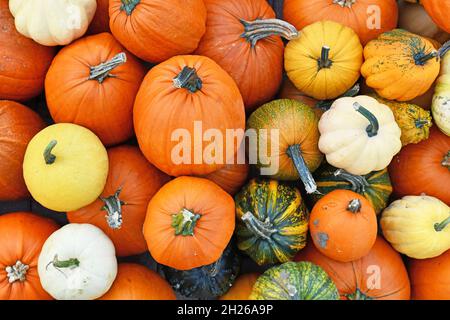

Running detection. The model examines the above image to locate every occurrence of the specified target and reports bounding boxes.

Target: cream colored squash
[432,52,450,136]
[318,95,402,175]
[9,0,96,46]
[381,195,450,259]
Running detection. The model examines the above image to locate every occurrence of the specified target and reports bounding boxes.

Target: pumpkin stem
[345,288,373,300]
[173,67,203,93]
[442,151,450,169]
[316,83,360,111]
[333,0,356,8]
[89,53,127,84]
[240,18,298,47]
[120,0,140,15]
[100,187,125,230]
[5,260,29,284]
[437,40,450,59]
[347,199,362,213]
[43,140,57,165]
[333,169,370,194]
[46,255,80,270]
[318,46,333,70]
[435,216,450,232]
[286,144,318,194]
[171,208,201,236]
[415,118,431,129]
[353,102,379,137]
[241,212,277,241]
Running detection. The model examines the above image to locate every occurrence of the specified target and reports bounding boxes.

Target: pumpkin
[143,176,235,270]
[0,0,55,101]
[100,263,176,300]
[195,0,298,111]
[87,0,110,34]
[23,123,109,212]
[285,20,363,101]
[308,163,392,215]
[67,146,170,257]
[134,55,245,176]
[409,249,450,300]
[250,261,339,300]
[235,179,309,265]
[361,29,449,101]
[9,0,97,46]
[246,99,323,194]
[109,0,206,63]
[283,0,398,45]
[310,190,377,262]
[381,195,450,259]
[160,244,240,300]
[0,101,45,201]
[0,212,59,300]
[45,33,146,146]
[371,94,432,146]
[432,51,450,136]
[220,273,260,300]
[422,0,450,34]
[389,127,450,205]
[38,223,117,300]
[295,236,411,300]
[319,95,402,175]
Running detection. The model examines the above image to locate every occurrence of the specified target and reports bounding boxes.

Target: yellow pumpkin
[381,195,450,259]
[23,123,108,212]
[432,51,450,136]
[285,20,363,100]
[361,29,448,101]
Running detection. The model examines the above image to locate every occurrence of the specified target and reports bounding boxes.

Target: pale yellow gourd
[432,52,450,136]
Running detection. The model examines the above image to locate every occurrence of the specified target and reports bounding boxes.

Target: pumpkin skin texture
[144,176,235,271]
[45,33,146,146]
[283,0,398,45]
[23,123,109,212]
[109,0,206,63]
[388,127,450,205]
[134,55,246,177]
[310,190,377,262]
[246,99,323,194]
[319,95,402,175]
[67,146,170,257]
[422,0,450,34]
[99,263,176,300]
[308,163,392,215]
[432,51,450,136]
[250,261,339,300]
[160,244,240,300]
[409,249,450,300]
[220,273,260,300]
[279,77,322,118]
[0,212,59,300]
[285,20,363,101]
[203,158,249,196]
[196,0,297,111]
[0,0,55,101]
[295,237,411,300]
[87,0,110,34]
[0,101,45,201]
[235,179,309,266]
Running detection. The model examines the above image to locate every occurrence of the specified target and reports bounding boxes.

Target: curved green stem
[353,102,379,137]
[173,67,203,93]
[120,0,140,15]
[437,40,450,59]
[44,140,57,165]
[414,40,450,66]
[100,187,125,230]
[442,151,450,170]
[434,216,450,232]
[333,0,356,8]
[47,255,80,270]
[333,168,369,194]
[347,199,362,213]
[286,144,317,194]
[241,212,277,241]
[240,18,298,47]
[316,83,360,111]
[172,208,201,236]
[318,46,332,70]
[89,53,127,84]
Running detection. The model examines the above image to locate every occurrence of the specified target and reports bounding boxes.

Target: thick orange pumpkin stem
[89,52,127,84]
[353,102,379,137]
[347,199,362,213]
[334,168,369,194]
[6,260,29,283]
[333,0,356,8]
[43,140,57,165]
[318,46,333,70]
[241,212,277,241]
[120,0,140,15]
[171,208,201,236]
[434,216,450,232]
[240,18,298,47]
[443,151,450,169]
[173,67,203,93]
[100,187,125,230]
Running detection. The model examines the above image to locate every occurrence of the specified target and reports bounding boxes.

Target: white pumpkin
[318,95,402,175]
[9,0,97,46]
[38,224,117,300]
[432,52,450,136]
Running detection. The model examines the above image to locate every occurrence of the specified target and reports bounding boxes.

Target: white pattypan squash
[318,95,402,175]
[432,52,450,136]
[38,223,117,300]
[9,0,97,46]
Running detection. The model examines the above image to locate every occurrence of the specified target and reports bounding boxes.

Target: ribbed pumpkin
[308,163,392,215]
[422,0,450,34]
[235,179,309,266]
[220,273,260,300]
[432,50,450,136]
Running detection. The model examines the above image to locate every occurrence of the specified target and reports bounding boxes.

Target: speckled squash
[250,261,339,300]
[308,163,392,215]
[432,51,450,136]
[235,179,309,266]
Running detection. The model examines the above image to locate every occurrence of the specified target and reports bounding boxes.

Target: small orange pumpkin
[220,273,259,300]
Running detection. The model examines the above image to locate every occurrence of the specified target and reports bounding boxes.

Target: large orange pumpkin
[0,101,45,201]
[295,236,411,300]
[220,273,259,300]
[87,0,110,35]
[45,33,145,146]
[100,263,176,300]
[134,55,246,177]
[196,0,298,111]
[422,0,450,34]
[109,0,207,63]
[0,212,59,300]
[67,145,170,257]
[0,0,55,101]
[143,176,235,270]
[283,0,398,45]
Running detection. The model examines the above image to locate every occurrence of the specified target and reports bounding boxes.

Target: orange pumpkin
[422,0,450,34]
[0,212,59,300]
[143,176,235,270]
[100,263,176,300]
[87,0,110,34]
[220,273,259,300]
[67,145,170,257]
[45,33,145,146]
[309,190,378,262]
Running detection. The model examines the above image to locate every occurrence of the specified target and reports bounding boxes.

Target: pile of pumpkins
[0,0,449,300]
